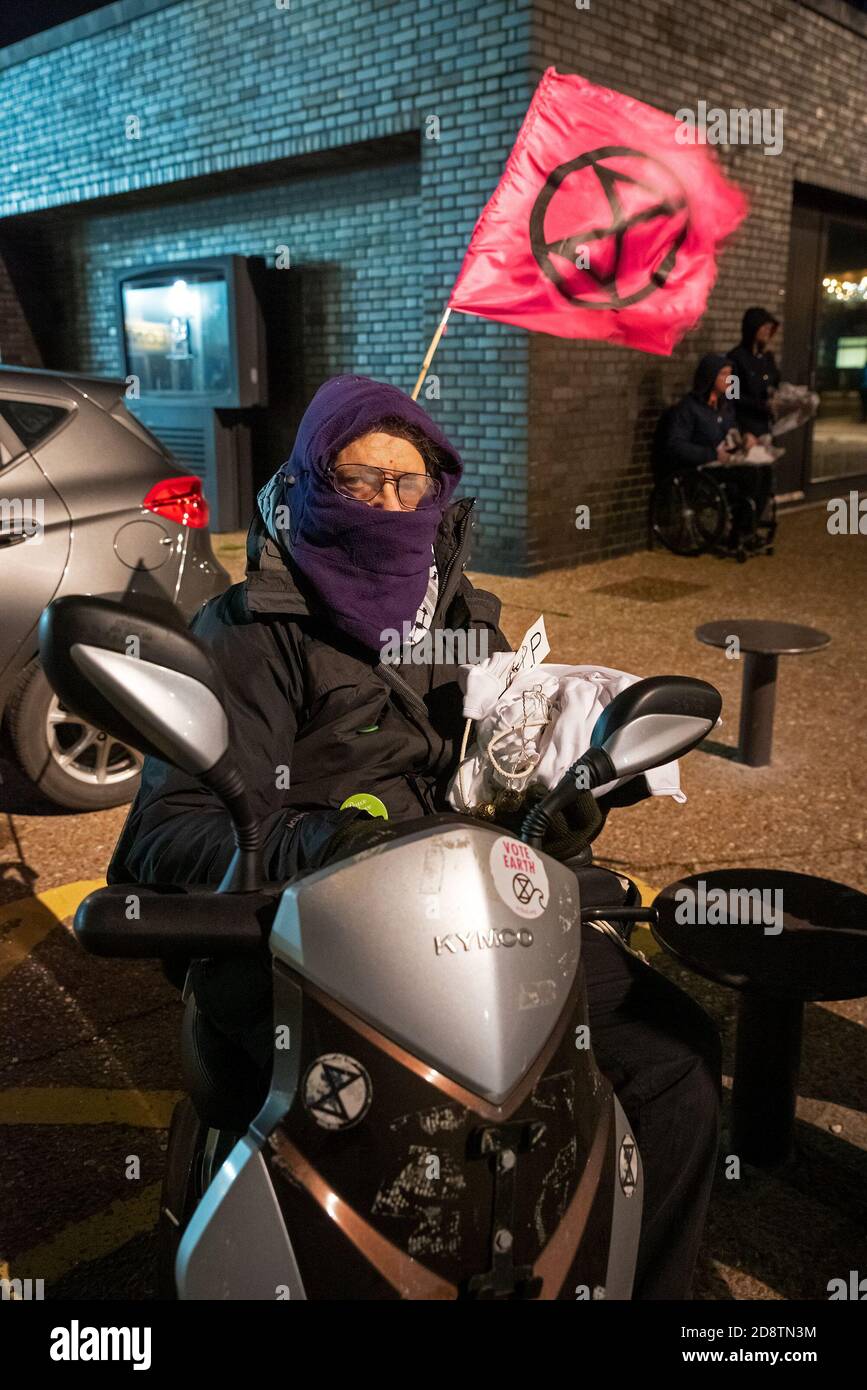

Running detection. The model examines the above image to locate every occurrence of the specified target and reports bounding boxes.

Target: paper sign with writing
[499,615,550,695]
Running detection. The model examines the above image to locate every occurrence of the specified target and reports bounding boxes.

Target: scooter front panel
[270,823,581,1103]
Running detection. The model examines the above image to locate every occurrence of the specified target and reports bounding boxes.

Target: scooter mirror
[39,595,230,778]
[589,675,721,782]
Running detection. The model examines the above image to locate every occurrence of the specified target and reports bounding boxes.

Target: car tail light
[142,476,209,529]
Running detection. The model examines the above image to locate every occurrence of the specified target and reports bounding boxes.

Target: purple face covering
[271,375,463,654]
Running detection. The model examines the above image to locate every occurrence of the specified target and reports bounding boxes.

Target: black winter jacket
[107,496,513,889]
[727,307,781,436]
[663,353,737,471]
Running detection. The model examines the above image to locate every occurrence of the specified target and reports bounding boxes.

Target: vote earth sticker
[489,835,549,920]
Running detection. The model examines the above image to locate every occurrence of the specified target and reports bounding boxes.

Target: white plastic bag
[770,382,820,439]
[722,427,784,464]
[448,657,686,812]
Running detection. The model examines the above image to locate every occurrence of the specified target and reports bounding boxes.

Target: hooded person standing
[108,374,721,1300]
[727,306,781,439]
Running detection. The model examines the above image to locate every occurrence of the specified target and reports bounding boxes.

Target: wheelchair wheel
[759,493,777,547]
[650,471,729,556]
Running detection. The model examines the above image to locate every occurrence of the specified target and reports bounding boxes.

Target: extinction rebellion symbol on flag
[529,146,690,310]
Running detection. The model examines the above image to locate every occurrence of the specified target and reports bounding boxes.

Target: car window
[0,399,69,451]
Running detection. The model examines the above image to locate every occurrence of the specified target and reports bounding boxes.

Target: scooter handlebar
[74,884,280,959]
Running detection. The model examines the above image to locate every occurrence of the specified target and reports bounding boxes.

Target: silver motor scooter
[39,596,721,1301]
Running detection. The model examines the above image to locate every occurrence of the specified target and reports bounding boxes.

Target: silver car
[0,365,230,809]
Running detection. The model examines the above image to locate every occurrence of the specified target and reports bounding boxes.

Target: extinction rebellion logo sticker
[489,835,549,920]
[619,1134,638,1197]
[303,1053,372,1131]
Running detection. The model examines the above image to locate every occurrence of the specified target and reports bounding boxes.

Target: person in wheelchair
[661,352,774,552]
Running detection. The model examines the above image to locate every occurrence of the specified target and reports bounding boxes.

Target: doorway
[782,187,867,499]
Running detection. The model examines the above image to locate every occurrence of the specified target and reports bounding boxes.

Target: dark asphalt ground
[0,505,864,1300]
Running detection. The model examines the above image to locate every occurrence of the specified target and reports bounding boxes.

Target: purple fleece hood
[264,375,463,654]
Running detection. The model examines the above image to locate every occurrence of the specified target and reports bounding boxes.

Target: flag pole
[410,306,451,402]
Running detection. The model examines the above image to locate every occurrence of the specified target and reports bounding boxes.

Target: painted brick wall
[0,0,533,561]
[1,0,865,565]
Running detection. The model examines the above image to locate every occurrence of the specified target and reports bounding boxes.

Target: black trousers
[706,463,774,540]
[581,921,721,1300]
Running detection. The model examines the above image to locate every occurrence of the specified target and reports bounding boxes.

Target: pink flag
[449,69,748,356]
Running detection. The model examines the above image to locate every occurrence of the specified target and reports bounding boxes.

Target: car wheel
[5,659,144,810]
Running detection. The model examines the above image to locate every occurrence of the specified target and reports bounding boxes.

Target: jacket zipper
[437,499,474,613]
[404,772,438,814]
[374,659,431,725]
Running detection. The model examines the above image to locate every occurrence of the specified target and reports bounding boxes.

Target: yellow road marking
[621,874,662,956]
[8,1182,162,1285]
[629,875,660,906]
[0,879,105,984]
[0,1088,183,1127]
[0,879,184,1288]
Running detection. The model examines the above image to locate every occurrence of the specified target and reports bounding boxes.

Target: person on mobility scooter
[105,376,721,1299]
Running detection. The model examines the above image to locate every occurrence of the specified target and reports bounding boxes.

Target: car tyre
[5,659,143,810]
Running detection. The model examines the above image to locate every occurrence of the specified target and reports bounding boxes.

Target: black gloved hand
[596,773,652,812]
[493,784,606,862]
[313,807,402,870]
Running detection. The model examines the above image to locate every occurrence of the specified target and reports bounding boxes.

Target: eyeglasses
[329,462,441,510]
